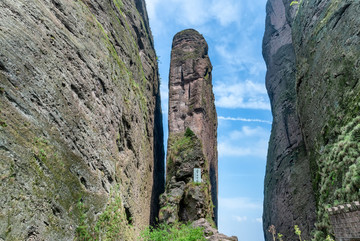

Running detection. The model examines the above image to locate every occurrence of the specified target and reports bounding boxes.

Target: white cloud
[234,216,248,222]
[145,0,160,20]
[228,126,269,140]
[219,197,262,210]
[218,116,272,124]
[146,0,242,30]
[172,0,209,26]
[218,127,270,158]
[172,0,242,27]
[209,0,242,26]
[218,142,253,157]
[214,80,270,110]
[214,39,267,76]
[255,218,262,223]
[218,139,268,158]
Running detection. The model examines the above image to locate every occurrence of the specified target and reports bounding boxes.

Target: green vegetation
[0,119,7,127]
[94,189,134,240]
[184,127,195,138]
[294,225,302,241]
[141,222,206,241]
[268,225,276,241]
[75,200,92,241]
[169,130,196,154]
[267,224,332,241]
[290,1,299,6]
[75,186,135,241]
[277,233,284,241]
[312,116,360,240]
[268,224,309,241]
[166,128,199,183]
[79,0,149,122]
[76,198,207,241]
[113,0,123,10]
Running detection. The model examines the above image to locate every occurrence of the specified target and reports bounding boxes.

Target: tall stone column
[159,29,218,225]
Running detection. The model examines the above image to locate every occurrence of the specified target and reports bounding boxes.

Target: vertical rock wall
[293,0,360,239]
[0,0,164,240]
[263,0,360,239]
[166,29,218,224]
[262,0,316,239]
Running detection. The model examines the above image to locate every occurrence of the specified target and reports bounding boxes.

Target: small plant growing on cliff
[290,1,299,6]
[185,127,195,138]
[325,235,335,241]
[268,225,276,241]
[268,225,284,241]
[294,225,304,241]
[0,119,7,127]
[75,199,92,241]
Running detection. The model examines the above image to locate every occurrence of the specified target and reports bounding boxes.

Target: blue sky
[144,0,271,240]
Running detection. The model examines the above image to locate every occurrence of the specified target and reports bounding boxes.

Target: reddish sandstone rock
[167,29,218,224]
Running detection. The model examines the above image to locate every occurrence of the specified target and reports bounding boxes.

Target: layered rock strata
[0,0,164,240]
[263,0,360,240]
[166,28,218,224]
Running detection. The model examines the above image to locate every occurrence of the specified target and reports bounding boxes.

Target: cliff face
[167,29,218,224]
[0,0,164,240]
[262,0,316,239]
[293,0,360,239]
[263,0,360,239]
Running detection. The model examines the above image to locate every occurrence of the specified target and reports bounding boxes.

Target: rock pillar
[159,29,218,225]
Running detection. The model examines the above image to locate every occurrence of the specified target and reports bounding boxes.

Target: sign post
[193,168,202,183]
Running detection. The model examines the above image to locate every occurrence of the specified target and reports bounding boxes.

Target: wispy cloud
[234,216,248,222]
[214,80,270,110]
[219,116,272,124]
[218,140,268,158]
[219,197,262,210]
[228,126,269,139]
[146,0,242,28]
[209,0,242,26]
[233,216,262,223]
[215,43,266,76]
[218,127,270,158]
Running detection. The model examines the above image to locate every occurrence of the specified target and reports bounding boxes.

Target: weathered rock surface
[263,0,360,239]
[159,130,213,224]
[262,0,316,240]
[167,29,218,224]
[192,218,238,241]
[293,0,360,239]
[0,0,164,240]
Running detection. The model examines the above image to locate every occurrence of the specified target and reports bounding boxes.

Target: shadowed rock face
[262,1,316,240]
[167,29,218,224]
[0,0,164,239]
[263,0,360,239]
